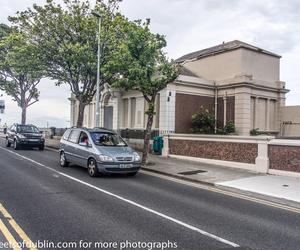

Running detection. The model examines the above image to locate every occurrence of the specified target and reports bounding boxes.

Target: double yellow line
[0,203,37,250]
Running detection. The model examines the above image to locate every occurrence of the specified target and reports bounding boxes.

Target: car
[59,127,141,177]
[6,124,45,150]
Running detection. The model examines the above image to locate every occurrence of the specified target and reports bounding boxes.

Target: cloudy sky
[0,0,299,127]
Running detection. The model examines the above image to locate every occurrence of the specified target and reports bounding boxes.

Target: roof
[179,66,198,77]
[175,40,281,63]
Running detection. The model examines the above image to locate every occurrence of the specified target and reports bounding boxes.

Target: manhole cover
[282,184,289,187]
[178,170,207,175]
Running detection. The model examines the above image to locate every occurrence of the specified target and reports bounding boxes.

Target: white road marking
[0,147,239,248]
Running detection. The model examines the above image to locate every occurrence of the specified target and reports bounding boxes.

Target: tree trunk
[76,102,86,128]
[21,105,26,125]
[142,112,154,165]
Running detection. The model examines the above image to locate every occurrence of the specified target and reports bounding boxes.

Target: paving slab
[145,154,261,185]
[217,175,300,203]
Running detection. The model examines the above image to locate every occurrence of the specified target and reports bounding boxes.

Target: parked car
[59,127,141,177]
[6,124,45,150]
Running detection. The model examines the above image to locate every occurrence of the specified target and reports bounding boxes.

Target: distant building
[70,40,290,137]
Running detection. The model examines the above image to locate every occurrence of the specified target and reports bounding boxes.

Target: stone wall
[269,143,300,173]
[169,139,257,164]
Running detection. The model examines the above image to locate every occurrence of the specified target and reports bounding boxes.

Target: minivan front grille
[116,157,133,162]
[24,134,41,139]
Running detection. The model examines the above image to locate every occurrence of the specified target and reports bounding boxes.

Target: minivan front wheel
[60,152,69,167]
[88,159,99,177]
[13,140,20,150]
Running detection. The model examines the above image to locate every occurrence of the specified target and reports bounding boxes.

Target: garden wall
[163,134,300,177]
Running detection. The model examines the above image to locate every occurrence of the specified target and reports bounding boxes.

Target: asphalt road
[0,138,299,250]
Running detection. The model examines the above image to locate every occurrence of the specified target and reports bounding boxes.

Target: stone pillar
[254,97,259,129]
[159,89,176,134]
[223,96,227,127]
[234,87,251,135]
[112,92,121,130]
[255,141,269,173]
[265,98,270,131]
[162,135,169,157]
[127,98,131,128]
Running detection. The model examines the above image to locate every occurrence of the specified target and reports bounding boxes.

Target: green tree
[0,25,44,124]
[10,0,124,127]
[107,19,179,164]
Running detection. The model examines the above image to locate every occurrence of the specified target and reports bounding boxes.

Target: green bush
[191,107,215,134]
[223,121,235,134]
[250,128,260,136]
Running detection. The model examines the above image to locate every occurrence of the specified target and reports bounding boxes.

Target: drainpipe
[214,81,218,134]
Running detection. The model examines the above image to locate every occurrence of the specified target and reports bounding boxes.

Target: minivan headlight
[98,154,114,162]
[133,152,141,162]
[18,134,26,139]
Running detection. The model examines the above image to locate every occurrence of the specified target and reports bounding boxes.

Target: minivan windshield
[90,132,127,147]
[17,125,39,133]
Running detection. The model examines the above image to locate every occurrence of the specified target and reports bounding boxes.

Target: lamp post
[92,11,102,128]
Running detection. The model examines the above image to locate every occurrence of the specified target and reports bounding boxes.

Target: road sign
[0,100,5,114]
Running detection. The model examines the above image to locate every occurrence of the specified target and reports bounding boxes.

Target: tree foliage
[0,24,44,124]
[9,0,125,127]
[107,19,179,163]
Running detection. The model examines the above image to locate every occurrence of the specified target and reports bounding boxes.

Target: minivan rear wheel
[60,152,69,167]
[88,158,99,177]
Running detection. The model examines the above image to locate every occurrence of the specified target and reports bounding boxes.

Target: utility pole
[92,11,102,128]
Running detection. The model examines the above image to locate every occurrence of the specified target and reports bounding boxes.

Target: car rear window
[68,130,81,143]
[63,129,71,140]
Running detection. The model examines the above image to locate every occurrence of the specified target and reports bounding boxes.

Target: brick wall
[175,93,235,133]
[119,129,159,140]
[175,93,214,133]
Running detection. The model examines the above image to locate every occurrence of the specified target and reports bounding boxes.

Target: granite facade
[169,139,258,164]
[269,145,300,172]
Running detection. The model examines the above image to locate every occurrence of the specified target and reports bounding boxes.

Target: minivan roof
[70,127,115,134]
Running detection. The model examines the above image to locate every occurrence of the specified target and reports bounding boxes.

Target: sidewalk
[45,138,300,207]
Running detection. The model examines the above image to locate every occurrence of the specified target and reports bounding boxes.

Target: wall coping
[164,133,274,144]
[269,139,300,147]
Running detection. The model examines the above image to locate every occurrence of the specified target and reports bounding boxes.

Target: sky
[0,0,299,127]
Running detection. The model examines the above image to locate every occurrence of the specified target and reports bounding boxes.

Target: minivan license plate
[119,164,133,168]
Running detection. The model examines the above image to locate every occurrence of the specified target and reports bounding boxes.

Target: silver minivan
[59,128,141,177]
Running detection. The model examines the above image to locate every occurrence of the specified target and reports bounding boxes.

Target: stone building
[70,40,289,137]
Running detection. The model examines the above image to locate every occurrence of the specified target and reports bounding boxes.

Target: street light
[92,11,102,127]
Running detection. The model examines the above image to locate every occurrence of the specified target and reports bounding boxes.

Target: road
[0,138,299,250]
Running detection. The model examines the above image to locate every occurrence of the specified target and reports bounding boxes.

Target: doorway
[104,106,113,130]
